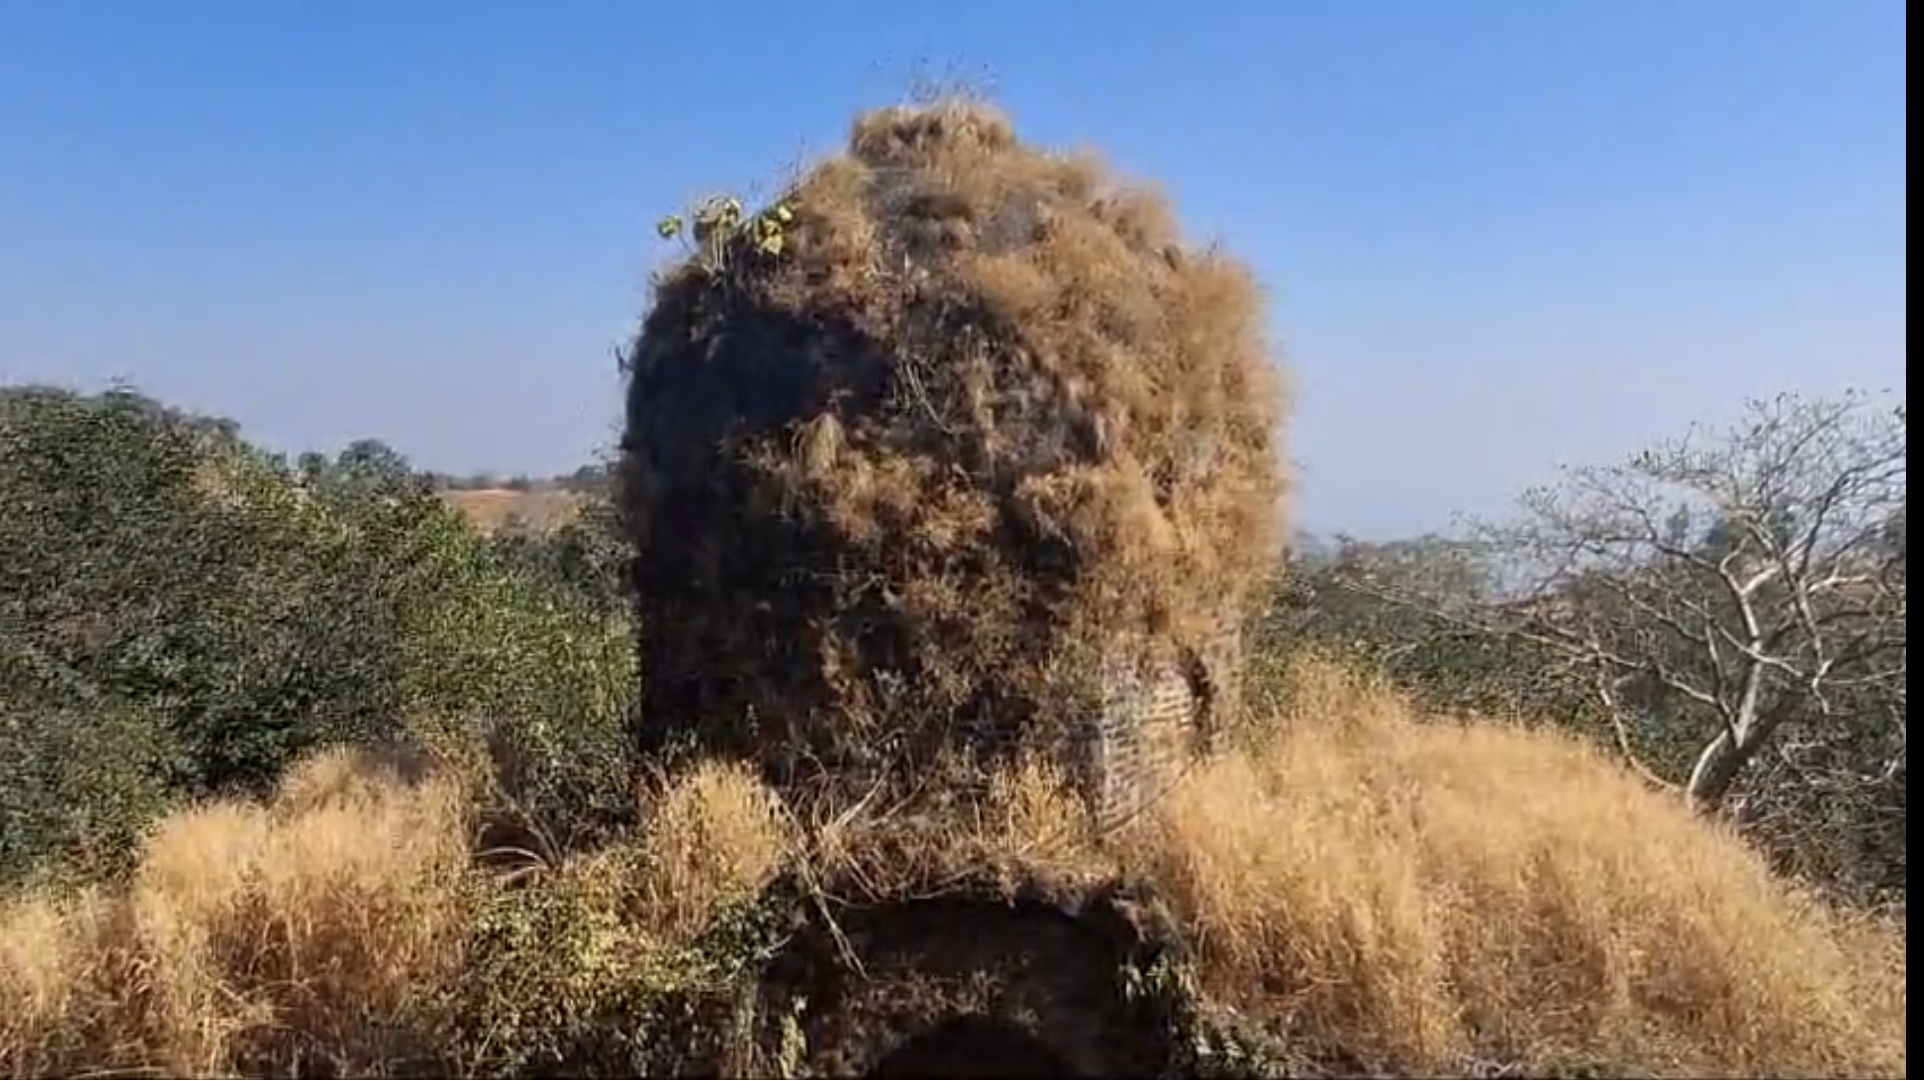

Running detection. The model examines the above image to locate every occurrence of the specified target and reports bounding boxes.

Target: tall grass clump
[0,748,474,1077]
[1137,657,1907,1078]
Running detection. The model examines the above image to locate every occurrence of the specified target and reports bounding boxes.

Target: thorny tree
[1349,391,1907,818]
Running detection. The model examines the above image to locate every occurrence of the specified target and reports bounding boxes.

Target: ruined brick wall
[1076,625,1243,831]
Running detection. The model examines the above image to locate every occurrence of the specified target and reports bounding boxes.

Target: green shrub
[0,661,176,880]
[0,385,636,883]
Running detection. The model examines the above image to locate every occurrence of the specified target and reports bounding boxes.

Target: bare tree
[1348,391,1907,815]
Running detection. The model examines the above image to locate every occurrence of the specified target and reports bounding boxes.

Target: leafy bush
[0,385,635,884]
[483,493,631,617]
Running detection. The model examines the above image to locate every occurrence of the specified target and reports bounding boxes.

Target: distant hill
[439,487,585,533]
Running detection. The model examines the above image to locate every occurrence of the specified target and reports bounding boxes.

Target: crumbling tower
[617,100,1289,826]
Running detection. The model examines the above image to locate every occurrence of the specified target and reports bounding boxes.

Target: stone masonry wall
[1077,625,1243,831]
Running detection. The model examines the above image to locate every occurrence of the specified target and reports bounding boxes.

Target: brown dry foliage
[619,98,1289,801]
[1135,660,1908,1078]
[0,747,473,1077]
[1,665,1904,1078]
[0,749,795,1079]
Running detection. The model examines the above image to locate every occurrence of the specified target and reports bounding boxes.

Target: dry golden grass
[807,757,1114,903]
[0,746,474,1077]
[1134,659,1908,1078]
[630,761,795,942]
[0,752,795,1078]
[0,661,1905,1078]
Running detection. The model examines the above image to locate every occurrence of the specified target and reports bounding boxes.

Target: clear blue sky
[0,0,1906,536]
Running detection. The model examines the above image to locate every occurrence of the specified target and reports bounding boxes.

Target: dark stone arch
[752,876,1187,1077]
[868,1014,1078,1078]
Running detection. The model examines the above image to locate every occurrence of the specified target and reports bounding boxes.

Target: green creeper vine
[657,194,795,274]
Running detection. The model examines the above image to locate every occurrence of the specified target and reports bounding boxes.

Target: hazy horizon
[1,0,1906,538]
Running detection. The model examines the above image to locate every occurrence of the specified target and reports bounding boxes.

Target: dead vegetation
[1136,661,1907,1077]
[0,659,1904,1078]
[619,99,1289,804]
[0,749,473,1077]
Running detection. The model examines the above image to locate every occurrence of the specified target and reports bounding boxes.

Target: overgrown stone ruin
[615,97,1288,1071]
[617,98,1289,830]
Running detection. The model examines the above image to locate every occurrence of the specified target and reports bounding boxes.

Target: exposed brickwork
[1075,624,1243,831]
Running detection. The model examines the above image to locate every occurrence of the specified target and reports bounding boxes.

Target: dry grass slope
[0,661,1905,1078]
[1138,662,1906,1077]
